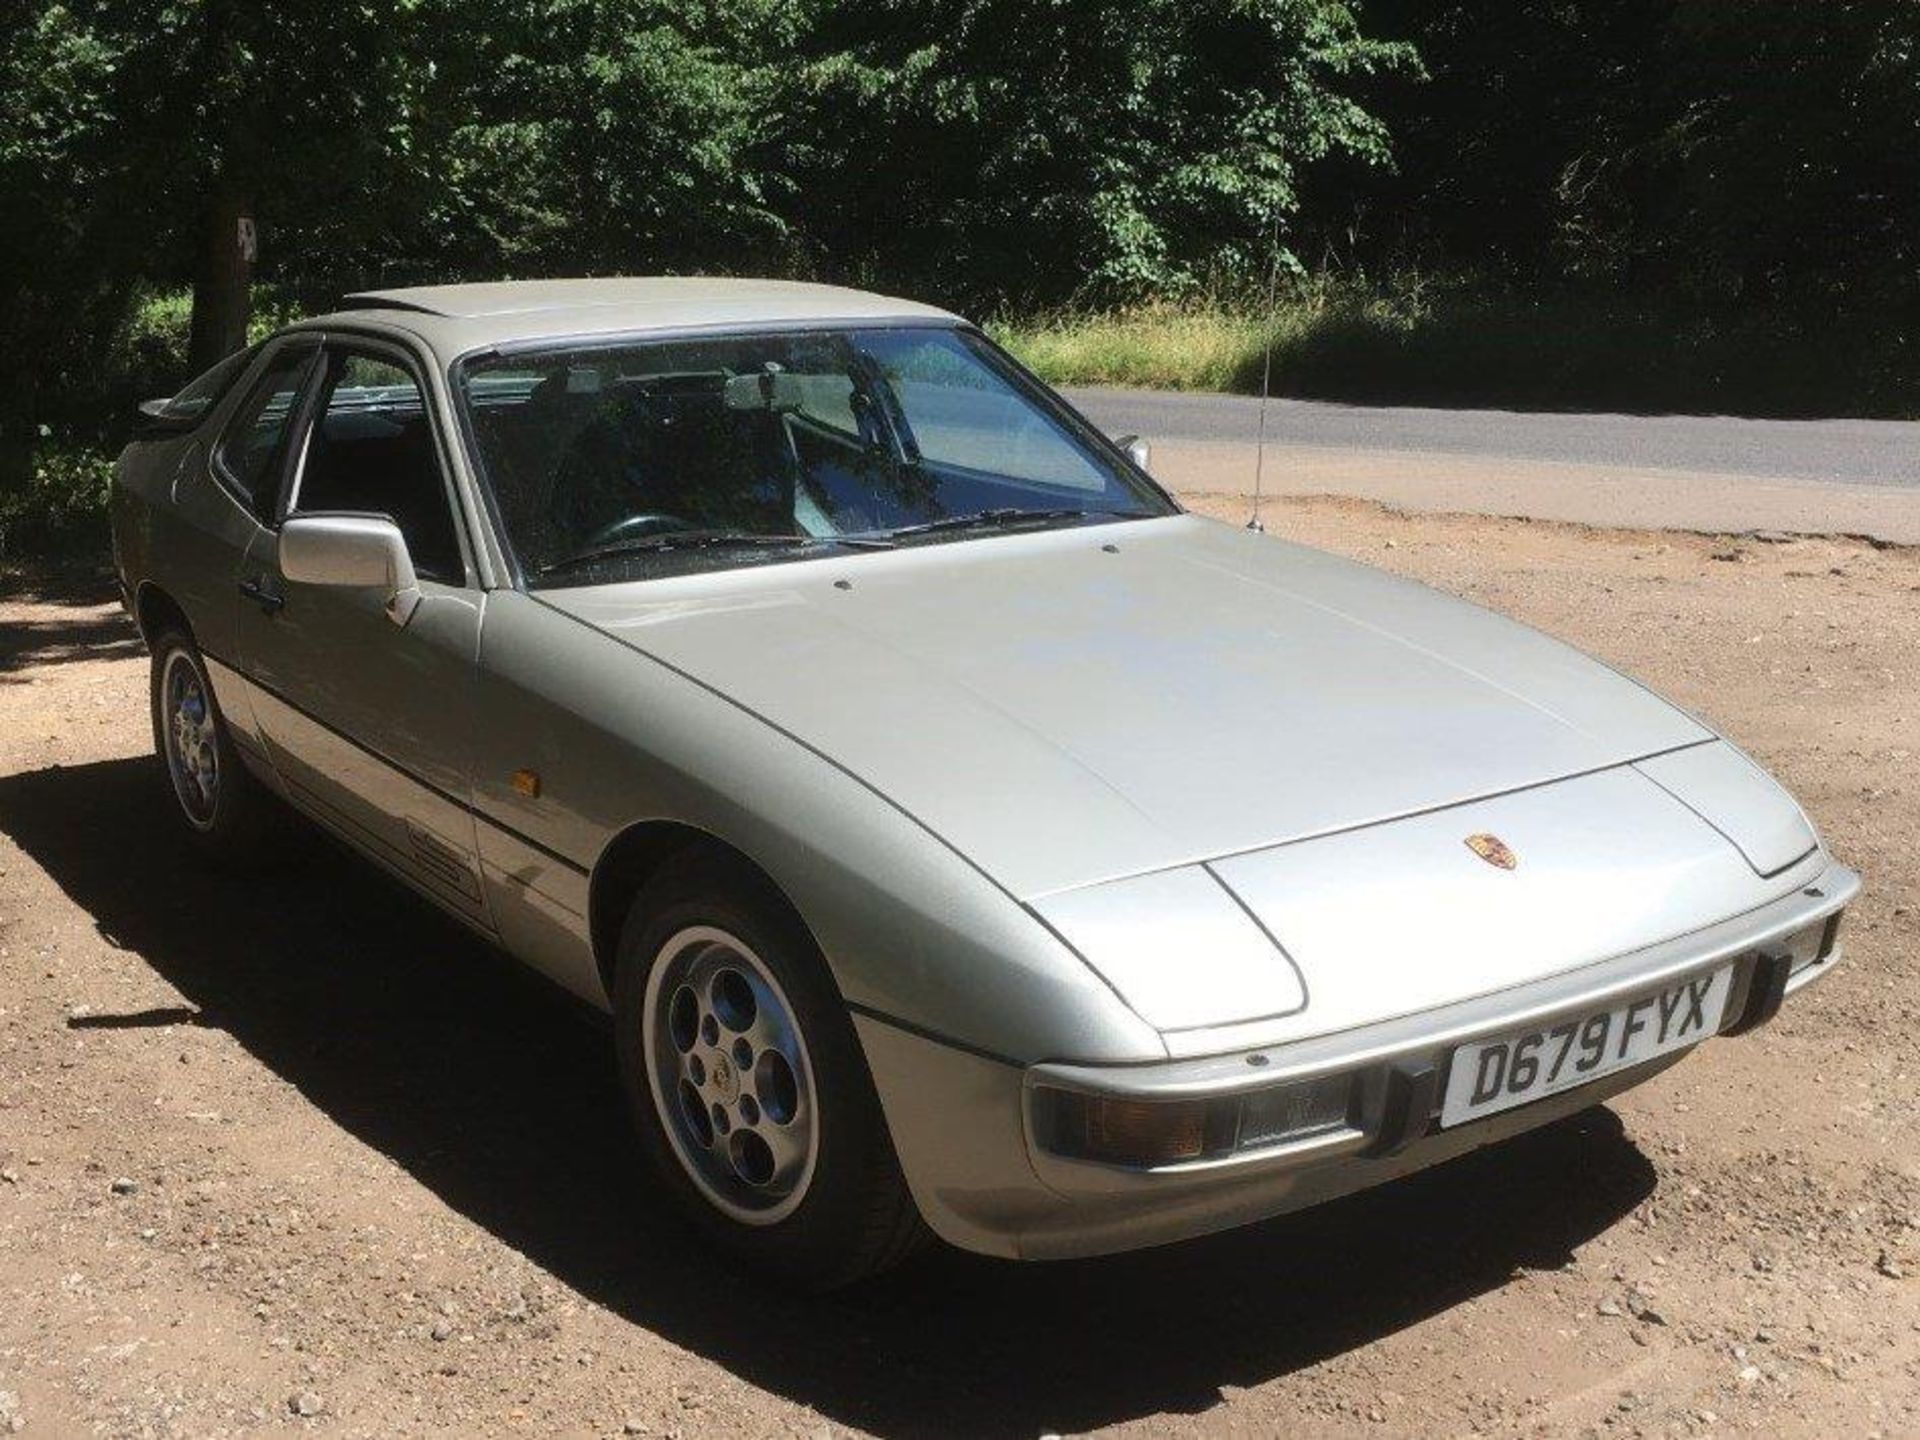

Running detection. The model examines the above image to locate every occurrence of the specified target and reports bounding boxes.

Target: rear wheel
[613,849,926,1289]
[149,627,279,864]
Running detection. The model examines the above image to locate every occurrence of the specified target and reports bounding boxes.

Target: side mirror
[279,513,422,627]
[1115,433,1151,474]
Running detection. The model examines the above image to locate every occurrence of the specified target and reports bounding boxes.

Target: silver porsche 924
[112,278,1858,1287]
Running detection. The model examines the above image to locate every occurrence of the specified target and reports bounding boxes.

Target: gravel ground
[1,499,1916,1439]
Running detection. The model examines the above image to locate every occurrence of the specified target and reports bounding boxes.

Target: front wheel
[613,850,926,1289]
[148,627,279,864]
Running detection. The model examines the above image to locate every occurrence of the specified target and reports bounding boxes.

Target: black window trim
[274,331,480,591]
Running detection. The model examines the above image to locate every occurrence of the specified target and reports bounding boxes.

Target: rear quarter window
[213,344,317,513]
[154,346,258,423]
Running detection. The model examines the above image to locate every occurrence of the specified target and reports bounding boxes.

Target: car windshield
[457,326,1174,586]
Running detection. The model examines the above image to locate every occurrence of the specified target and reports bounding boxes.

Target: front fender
[470,591,1166,1065]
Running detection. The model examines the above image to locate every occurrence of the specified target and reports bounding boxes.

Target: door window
[872,331,1111,492]
[292,350,465,583]
[214,343,317,516]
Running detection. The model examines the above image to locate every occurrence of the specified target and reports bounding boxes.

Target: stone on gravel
[290,1391,324,1418]
[1626,1292,1668,1325]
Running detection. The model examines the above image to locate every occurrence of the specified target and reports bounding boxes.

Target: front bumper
[857,863,1857,1261]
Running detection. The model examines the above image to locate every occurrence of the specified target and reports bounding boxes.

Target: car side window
[291,350,465,584]
[214,344,317,516]
[871,332,1111,493]
[162,344,259,422]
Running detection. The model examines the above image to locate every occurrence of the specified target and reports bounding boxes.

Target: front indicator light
[1042,1092,1224,1166]
[1034,1074,1357,1169]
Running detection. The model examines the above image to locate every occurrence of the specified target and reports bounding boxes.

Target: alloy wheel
[642,925,820,1225]
[161,649,219,830]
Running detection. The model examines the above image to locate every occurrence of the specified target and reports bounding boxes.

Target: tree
[0,2,151,490]
[92,0,442,369]
[774,0,1415,309]
[0,0,1418,508]
[1319,0,1920,315]
[1618,1,1920,308]
[412,0,792,283]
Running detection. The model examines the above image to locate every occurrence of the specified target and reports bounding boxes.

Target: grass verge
[994,281,1920,418]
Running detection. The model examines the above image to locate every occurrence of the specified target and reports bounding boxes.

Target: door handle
[238,576,285,614]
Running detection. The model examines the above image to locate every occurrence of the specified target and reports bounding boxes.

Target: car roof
[303,277,964,358]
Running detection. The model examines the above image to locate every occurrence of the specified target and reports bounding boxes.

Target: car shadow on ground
[0,756,1658,1436]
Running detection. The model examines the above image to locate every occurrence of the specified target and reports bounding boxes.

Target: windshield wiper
[877,507,1145,541]
[538,529,893,576]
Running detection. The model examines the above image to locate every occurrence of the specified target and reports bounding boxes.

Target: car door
[234,336,493,933]
[144,337,321,754]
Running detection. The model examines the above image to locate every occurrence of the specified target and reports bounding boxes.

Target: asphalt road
[1061,387,1920,542]
[1064,388,1920,490]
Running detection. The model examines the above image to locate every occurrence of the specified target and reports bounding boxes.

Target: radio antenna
[1247,207,1285,533]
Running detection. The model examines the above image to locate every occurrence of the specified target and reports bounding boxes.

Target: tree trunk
[187,190,255,374]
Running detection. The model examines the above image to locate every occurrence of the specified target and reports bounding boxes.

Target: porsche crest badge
[1465,832,1518,870]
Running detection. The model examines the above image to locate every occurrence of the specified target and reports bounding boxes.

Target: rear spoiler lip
[133,397,203,435]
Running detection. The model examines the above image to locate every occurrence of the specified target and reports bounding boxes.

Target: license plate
[1440,966,1733,1128]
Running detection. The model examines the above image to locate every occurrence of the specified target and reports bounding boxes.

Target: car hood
[542,515,1711,898]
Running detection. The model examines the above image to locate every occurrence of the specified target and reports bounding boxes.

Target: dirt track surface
[2,500,1917,1438]
[1160,445,1920,547]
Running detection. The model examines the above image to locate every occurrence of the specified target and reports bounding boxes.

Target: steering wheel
[582,512,698,549]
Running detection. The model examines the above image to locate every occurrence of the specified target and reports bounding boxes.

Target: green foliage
[0,3,149,485]
[417,0,797,281]
[780,0,1416,308]
[0,444,117,560]
[1324,1,1920,314]
[1610,1,1920,307]
[96,0,451,306]
[0,282,306,559]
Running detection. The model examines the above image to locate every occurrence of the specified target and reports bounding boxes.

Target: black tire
[613,847,927,1289]
[148,626,281,865]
